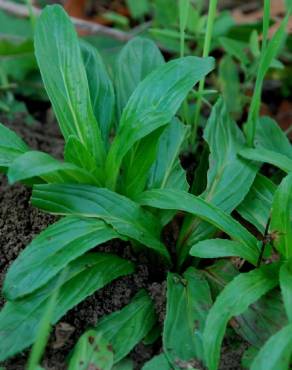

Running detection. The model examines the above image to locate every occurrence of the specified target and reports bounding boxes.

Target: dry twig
[0,0,133,42]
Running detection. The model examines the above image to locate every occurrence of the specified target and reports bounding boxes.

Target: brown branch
[0,0,133,42]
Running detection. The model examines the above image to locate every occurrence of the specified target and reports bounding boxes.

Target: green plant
[218,0,289,124]
[0,4,292,370]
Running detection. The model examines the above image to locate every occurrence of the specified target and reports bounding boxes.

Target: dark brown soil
[0,114,247,369]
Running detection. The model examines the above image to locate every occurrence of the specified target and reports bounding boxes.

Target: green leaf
[245,14,289,146]
[204,262,287,348]
[106,56,215,189]
[35,5,105,169]
[81,40,115,145]
[280,259,292,322]
[242,346,259,369]
[255,117,292,159]
[137,189,258,257]
[203,264,279,370]
[0,9,32,39]
[0,123,28,168]
[0,38,36,81]
[64,136,104,180]
[95,290,156,363]
[250,323,292,370]
[3,217,118,300]
[126,0,150,19]
[7,151,99,185]
[142,353,171,370]
[249,30,260,58]
[121,127,164,198]
[190,238,258,265]
[178,99,257,265]
[68,330,114,370]
[32,184,170,261]
[164,268,212,365]
[146,119,189,226]
[152,0,178,27]
[147,118,188,191]
[122,117,188,198]
[203,99,257,210]
[219,37,249,66]
[113,358,134,370]
[26,272,64,370]
[234,289,288,348]
[218,55,243,115]
[0,253,134,361]
[239,147,292,173]
[115,37,164,119]
[237,174,276,234]
[271,173,292,258]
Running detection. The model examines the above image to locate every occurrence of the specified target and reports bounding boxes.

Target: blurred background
[0,0,291,134]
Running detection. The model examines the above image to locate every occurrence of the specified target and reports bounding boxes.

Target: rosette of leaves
[0,4,291,370]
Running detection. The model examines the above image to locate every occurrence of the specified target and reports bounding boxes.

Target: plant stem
[245,0,271,147]
[262,0,271,51]
[26,271,65,370]
[25,0,36,30]
[179,0,190,57]
[257,217,271,267]
[179,0,190,123]
[191,0,217,145]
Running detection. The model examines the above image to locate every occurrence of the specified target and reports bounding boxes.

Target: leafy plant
[0,3,291,370]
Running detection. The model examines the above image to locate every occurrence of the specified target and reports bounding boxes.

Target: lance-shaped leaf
[203,99,257,210]
[203,264,279,370]
[250,323,292,370]
[32,184,170,261]
[121,127,164,198]
[3,217,118,300]
[35,5,105,169]
[0,123,28,168]
[255,117,292,159]
[136,189,258,254]
[81,40,115,144]
[68,330,114,370]
[143,119,188,226]
[113,359,134,370]
[148,118,188,191]
[115,37,164,119]
[190,239,258,265]
[163,268,212,365]
[122,118,188,198]
[178,100,257,265]
[0,253,134,361]
[234,289,287,348]
[106,56,214,189]
[239,147,292,173]
[142,354,171,370]
[271,173,292,258]
[204,261,287,348]
[64,136,104,181]
[280,259,292,322]
[7,151,99,186]
[244,14,289,145]
[237,174,276,234]
[95,290,156,363]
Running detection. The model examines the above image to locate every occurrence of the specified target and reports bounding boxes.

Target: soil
[0,114,247,369]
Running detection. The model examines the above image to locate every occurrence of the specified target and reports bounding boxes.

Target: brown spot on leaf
[88,336,95,345]
[107,344,114,352]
